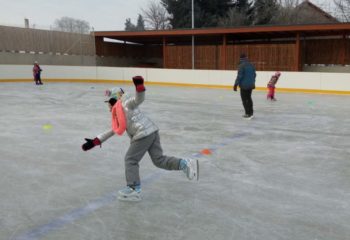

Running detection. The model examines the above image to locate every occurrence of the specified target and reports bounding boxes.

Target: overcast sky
[0,0,336,31]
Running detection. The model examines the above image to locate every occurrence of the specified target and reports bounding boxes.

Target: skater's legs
[124,134,154,186]
[148,131,199,180]
[240,89,253,116]
[247,90,253,116]
[240,90,249,115]
[37,74,43,84]
[148,131,181,170]
[271,87,275,99]
[267,87,273,99]
[34,74,42,85]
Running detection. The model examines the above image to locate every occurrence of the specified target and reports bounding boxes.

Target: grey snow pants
[125,131,181,186]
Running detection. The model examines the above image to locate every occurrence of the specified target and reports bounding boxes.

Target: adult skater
[81,76,199,202]
[233,53,256,119]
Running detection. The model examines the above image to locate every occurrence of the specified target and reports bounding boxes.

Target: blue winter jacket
[234,60,256,90]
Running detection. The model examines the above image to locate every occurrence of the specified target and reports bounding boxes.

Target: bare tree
[277,0,300,8]
[334,0,350,21]
[141,0,171,30]
[53,17,91,34]
[125,18,136,31]
[273,0,300,24]
[253,0,279,25]
[218,8,247,27]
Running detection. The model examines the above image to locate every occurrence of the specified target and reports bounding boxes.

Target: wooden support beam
[222,34,227,70]
[295,33,301,71]
[341,33,346,66]
[95,37,104,56]
[163,37,167,68]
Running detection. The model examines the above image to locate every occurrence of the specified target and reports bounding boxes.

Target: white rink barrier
[0,65,349,94]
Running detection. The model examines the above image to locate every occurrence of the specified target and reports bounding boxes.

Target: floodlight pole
[92,27,98,80]
[191,0,195,69]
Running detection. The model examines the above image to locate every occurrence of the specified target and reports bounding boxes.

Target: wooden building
[94,23,350,72]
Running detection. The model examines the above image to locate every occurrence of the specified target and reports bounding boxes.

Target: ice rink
[1,82,349,240]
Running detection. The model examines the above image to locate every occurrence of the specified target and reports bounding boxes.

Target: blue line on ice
[12,132,248,240]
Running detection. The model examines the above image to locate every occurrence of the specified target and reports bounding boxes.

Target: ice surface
[0,82,349,240]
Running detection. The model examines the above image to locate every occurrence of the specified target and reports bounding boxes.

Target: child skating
[267,71,281,101]
[81,76,199,202]
[33,61,43,85]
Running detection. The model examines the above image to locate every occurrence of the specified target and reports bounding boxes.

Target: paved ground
[1,82,349,240]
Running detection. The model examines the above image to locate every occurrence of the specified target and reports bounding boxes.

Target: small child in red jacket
[33,61,43,85]
[267,71,281,101]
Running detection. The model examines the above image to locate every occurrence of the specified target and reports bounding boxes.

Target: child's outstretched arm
[81,130,114,151]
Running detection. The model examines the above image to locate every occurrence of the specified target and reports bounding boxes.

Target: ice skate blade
[243,115,254,120]
[118,195,141,202]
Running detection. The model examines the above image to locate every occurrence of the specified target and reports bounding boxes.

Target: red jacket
[33,64,41,76]
[267,76,279,88]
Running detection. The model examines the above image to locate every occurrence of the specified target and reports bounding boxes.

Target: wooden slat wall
[195,45,220,70]
[303,39,348,65]
[165,43,296,71]
[99,37,349,70]
[165,45,192,69]
[347,38,350,64]
[226,43,295,71]
[165,45,221,69]
[97,41,162,59]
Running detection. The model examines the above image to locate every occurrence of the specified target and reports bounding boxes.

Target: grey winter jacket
[234,60,256,90]
[97,91,158,143]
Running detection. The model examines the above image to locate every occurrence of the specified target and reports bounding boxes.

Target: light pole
[92,27,98,80]
[191,0,194,69]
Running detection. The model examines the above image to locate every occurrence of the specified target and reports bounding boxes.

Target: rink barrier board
[1,78,350,95]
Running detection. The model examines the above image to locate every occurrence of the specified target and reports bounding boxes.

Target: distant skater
[267,72,281,101]
[33,61,43,85]
[81,76,199,202]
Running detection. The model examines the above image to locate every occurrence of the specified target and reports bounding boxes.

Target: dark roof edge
[94,23,350,37]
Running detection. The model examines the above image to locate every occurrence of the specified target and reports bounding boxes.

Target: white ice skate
[183,158,199,180]
[242,114,254,120]
[118,186,141,202]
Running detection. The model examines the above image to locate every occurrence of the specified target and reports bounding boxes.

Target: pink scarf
[111,100,126,135]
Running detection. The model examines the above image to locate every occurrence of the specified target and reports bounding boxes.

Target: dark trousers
[240,89,253,116]
[34,73,42,84]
